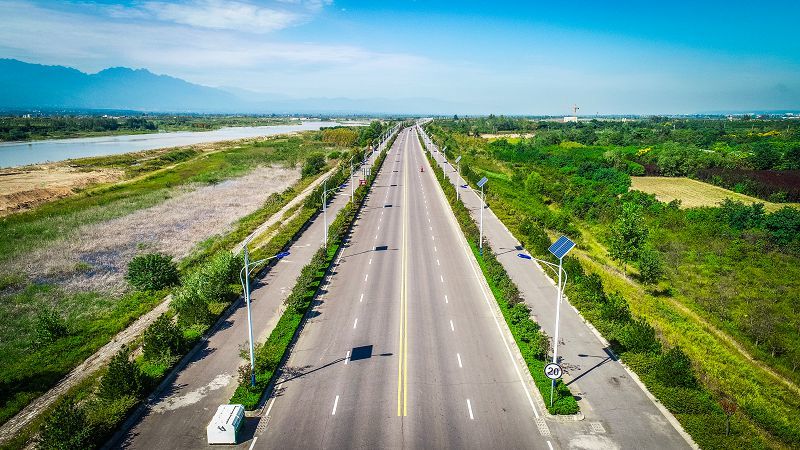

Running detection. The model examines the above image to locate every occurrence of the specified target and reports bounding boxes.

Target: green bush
[615,318,661,354]
[35,307,68,344]
[38,397,95,450]
[126,253,179,291]
[653,346,696,388]
[142,314,184,361]
[98,346,142,400]
[301,152,326,177]
[171,251,240,328]
[636,245,664,284]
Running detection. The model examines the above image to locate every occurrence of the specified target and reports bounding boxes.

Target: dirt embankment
[0,166,122,216]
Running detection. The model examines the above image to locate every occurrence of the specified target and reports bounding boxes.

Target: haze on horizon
[1,0,799,115]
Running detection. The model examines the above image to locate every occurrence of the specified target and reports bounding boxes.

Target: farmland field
[630,176,800,211]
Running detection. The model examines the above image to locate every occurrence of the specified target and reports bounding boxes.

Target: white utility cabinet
[207,404,244,445]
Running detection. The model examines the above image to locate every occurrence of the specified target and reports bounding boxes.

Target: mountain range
[0,59,460,114]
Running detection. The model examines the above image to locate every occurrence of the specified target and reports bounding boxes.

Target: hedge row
[229,133,392,409]
[418,133,579,415]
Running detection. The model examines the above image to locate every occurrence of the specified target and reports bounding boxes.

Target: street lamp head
[517,253,532,260]
[277,251,290,258]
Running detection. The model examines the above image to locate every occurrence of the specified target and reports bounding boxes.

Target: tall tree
[608,203,648,266]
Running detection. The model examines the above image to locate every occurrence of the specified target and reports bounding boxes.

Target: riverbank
[0,121,342,167]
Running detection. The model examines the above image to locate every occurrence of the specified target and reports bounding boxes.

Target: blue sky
[1,0,799,114]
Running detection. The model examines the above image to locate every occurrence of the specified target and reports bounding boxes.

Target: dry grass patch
[5,166,298,294]
[630,176,799,212]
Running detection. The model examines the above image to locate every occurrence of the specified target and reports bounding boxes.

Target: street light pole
[454,156,462,202]
[349,155,354,202]
[517,234,575,407]
[479,184,484,253]
[323,177,328,245]
[243,245,255,386]
[476,176,488,255]
[551,256,564,407]
[239,246,290,386]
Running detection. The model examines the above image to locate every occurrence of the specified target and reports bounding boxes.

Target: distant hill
[0,59,466,114]
[0,59,242,112]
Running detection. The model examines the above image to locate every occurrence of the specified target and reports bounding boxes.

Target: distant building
[563,116,578,123]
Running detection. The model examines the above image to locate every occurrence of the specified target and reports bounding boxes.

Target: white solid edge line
[264,397,276,417]
[467,399,474,420]
[248,437,258,450]
[345,350,350,364]
[419,133,541,419]
[331,395,339,415]
[547,441,554,450]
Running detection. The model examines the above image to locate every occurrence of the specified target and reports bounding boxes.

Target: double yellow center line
[397,130,409,417]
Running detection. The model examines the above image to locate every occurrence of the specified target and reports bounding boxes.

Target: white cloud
[141,0,303,33]
[0,0,437,99]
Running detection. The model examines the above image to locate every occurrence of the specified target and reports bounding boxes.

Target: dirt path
[0,168,331,445]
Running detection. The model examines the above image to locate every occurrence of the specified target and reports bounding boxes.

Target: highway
[116,124,693,450]
[257,127,551,449]
[421,125,695,449]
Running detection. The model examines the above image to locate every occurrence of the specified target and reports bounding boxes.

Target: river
[0,121,341,168]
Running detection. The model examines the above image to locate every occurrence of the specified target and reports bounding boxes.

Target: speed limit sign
[544,363,563,380]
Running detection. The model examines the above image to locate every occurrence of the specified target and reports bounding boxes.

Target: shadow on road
[566,348,617,387]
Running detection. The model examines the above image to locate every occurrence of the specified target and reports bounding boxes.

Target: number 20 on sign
[544,363,563,380]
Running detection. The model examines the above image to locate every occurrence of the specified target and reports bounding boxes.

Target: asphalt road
[257,128,552,449]
[113,141,388,449]
[420,125,695,449]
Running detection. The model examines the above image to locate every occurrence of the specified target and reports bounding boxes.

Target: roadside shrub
[38,396,95,450]
[204,251,242,287]
[302,152,326,177]
[764,206,800,246]
[615,318,661,354]
[35,307,68,344]
[126,253,179,291]
[653,346,696,388]
[636,245,664,284]
[171,252,240,328]
[85,395,138,438]
[99,346,142,400]
[600,291,631,323]
[143,314,184,361]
